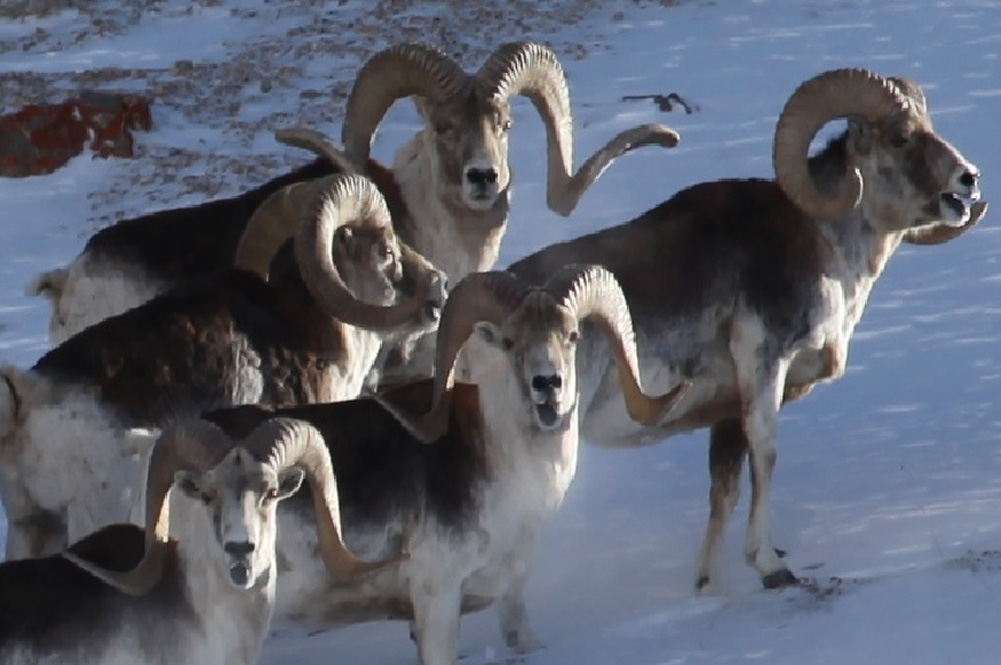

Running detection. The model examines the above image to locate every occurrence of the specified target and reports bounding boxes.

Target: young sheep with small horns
[0,417,401,665]
[201,265,689,665]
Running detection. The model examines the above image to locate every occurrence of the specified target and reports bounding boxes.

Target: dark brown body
[33,268,348,427]
[0,525,195,660]
[204,380,489,532]
[83,158,407,288]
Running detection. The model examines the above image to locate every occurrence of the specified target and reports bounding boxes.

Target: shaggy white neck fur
[393,137,508,283]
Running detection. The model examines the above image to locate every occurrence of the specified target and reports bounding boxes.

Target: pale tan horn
[904,200,989,246]
[62,420,233,596]
[888,77,928,117]
[773,68,911,222]
[275,127,360,176]
[242,417,406,581]
[295,173,430,330]
[546,265,690,426]
[233,127,361,279]
[374,271,531,443]
[233,178,326,279]
[478,42,680,217]
[342,44,471,167]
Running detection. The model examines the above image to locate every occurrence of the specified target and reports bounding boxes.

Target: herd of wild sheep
[0,41,987,665]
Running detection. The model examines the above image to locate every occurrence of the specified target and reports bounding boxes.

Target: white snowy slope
[2,1,1001,664]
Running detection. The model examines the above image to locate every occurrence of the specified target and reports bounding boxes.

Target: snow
[2,0,1000,663]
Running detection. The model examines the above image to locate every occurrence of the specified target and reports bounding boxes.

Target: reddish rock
[0,91,153,178]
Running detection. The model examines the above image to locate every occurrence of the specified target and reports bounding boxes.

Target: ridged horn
[478,42,680,216]
[904,200,988,246]
[295,173,431,330]
[233,178,325,279]
[888,77,928,117]
[242,417,405,580]
[375,271,531,443]
[545,265,690,425]
[342,44,470,167]
[62,420,233,596]
[233,127,360,279]
[774,68,911,222]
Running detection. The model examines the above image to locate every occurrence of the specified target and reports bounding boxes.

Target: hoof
[505,629,544,654]
[762,568,798,590]
[695,575,710,592]
[775,547,787,559]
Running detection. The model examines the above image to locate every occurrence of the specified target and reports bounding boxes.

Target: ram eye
[434,120,455,134]
[500,118,512,132]
[378,243,394,259]
[567,330,580,344]
[265,488,279,501]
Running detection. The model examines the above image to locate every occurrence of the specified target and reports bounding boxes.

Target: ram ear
[846,117,873,154]
[174,471,204,501]
[275,468,305,500]
[412,96,431,120]
[334,226,354,252]
[474,321,512,351]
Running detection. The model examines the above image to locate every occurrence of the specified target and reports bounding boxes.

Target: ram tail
[26,267,69,303]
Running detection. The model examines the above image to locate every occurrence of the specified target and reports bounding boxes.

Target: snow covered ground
[2,0,1000,663]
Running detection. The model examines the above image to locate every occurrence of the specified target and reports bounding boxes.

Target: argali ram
[508,69,986,591]
[0,174,445,561]
[198,265,689,665]
[29,42,680,349]
[0,417,401,665]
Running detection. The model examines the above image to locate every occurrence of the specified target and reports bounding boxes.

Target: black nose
[224,541,255,557]
[531,374,562,392]
[958,170,978,188]
[466,168,498,187]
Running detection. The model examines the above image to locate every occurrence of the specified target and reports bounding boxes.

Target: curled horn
[887,76,928,117]
[62,421,233,596]
[375,271,531,443]
[235,173,430,330]
[275,127,360,176]
[904,200,989,246]
[233,178,324,279]
[545,265,689,425]
[342,44,470,167]
[233,127,360,279]
[295,174,431,330]
[883,77,987,246]
[478,42,680,217]
[773,68,912,222]
[242,418,405,580]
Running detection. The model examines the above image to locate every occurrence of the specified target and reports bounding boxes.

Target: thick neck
[174,502,275,664]
[476,365,580,492]
[808,136,906,330]
[393,136,509,282]
[334,325,385,399]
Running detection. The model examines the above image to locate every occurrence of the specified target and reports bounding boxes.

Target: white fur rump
[5,395,153,552]
[41,254,167,346]
[25,267,69,300]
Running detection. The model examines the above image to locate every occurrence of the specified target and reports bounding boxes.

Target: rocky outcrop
[0,91,152,177]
